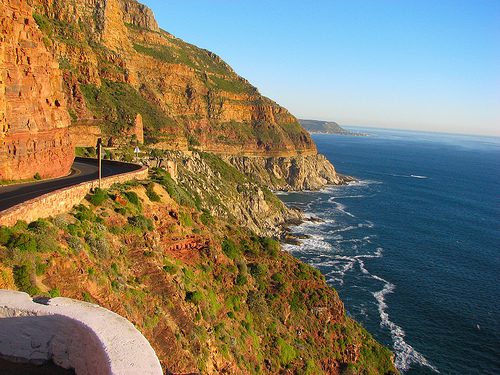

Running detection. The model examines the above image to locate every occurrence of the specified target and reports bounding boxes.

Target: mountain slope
[29,0,316,156]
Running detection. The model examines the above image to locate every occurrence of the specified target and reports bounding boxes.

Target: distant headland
[299,119,371,136]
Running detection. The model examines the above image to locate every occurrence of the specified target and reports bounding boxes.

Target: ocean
[278,128,500,374]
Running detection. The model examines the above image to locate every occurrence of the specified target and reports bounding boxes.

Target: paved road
[0,160,134,212]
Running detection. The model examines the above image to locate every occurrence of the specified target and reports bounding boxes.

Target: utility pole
[96,138,102,189]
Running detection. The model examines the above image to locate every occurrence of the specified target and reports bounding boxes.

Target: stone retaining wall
[0,289,163,375]
[0,159,148,227]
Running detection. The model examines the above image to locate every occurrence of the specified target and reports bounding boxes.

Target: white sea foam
[331,225,358,233]
[411,175,427,179]
[372,275,439,373]
[358,259,370,274]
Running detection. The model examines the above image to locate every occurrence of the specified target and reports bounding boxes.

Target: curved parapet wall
[0,289,163,375]
[0,159,148,227]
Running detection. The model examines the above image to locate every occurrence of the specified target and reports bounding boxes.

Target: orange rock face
[28,0,316,157]
[0,0,74,180]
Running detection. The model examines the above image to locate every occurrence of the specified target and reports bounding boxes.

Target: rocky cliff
[0,0,74,181]
[150,151,306,238]
[223,154,355,191]
[27,0,316,157]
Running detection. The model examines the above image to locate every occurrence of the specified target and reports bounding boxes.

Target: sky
[139,0,500,136]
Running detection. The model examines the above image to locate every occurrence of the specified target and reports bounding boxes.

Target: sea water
[278,128,500,374]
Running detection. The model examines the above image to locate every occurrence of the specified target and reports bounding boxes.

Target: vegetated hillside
[299,120,369,136]
[28,0,316,156]
[0,169,398,375]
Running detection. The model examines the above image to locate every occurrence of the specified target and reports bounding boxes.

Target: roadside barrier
[0,158,148,227]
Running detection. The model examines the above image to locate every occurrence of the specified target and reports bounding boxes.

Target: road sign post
[97,138,102,189]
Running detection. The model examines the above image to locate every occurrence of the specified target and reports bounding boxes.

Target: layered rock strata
[28,0,316,157]
[0,0,74,180]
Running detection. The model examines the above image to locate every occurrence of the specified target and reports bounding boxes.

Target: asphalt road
[0,160,134,212]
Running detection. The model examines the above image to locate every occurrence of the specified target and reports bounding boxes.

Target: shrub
[52,214,69,230]
[222,238,238,259]
[271,272,284,283]
[74,204,94,222]
[290,291,304,311]
[236,273,248,286]
[34,233,58,253]
[249,263,267,279]
[0,226,12,245]
[179,212,193,227]
[225,294,241,311]
[115,207,127,216]
[128,215,153,231]
[27,218,50,233]
[67,223,79,236]
[153,168,196,207]
[34,172,42,180]
[276,337,297,365]
[13,265,40,295]
[246,290,266,313]
[185,290,203,304]
[67,236,84,254]
[8,233,37,253]
[84,233,109,259]
[89,188,108,206]
[162,261,177,274]
[123,191,140,206]
[145,183,161,202]
[260,237,279,257]
[200,209,214,226]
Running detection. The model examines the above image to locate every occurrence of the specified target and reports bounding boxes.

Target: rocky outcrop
[0,0,74,180]
[222,154,354,191]
[156,151,305,238]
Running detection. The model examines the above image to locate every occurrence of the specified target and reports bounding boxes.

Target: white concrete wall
[0,290,163,375]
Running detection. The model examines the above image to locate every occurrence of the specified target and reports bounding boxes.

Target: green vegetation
[0,175,397,374]
[209,75,258,95]
[13,264,40,296]
[151,168,197,208]
[222,238,238,259]
[80,80,178,140]
[132,39,234,76]
[145,182,161,202]
[88,188,108,206]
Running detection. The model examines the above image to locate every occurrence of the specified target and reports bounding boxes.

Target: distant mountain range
[299,119,370,136]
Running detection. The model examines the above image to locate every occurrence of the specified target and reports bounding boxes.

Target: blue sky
[139,1,499,136]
